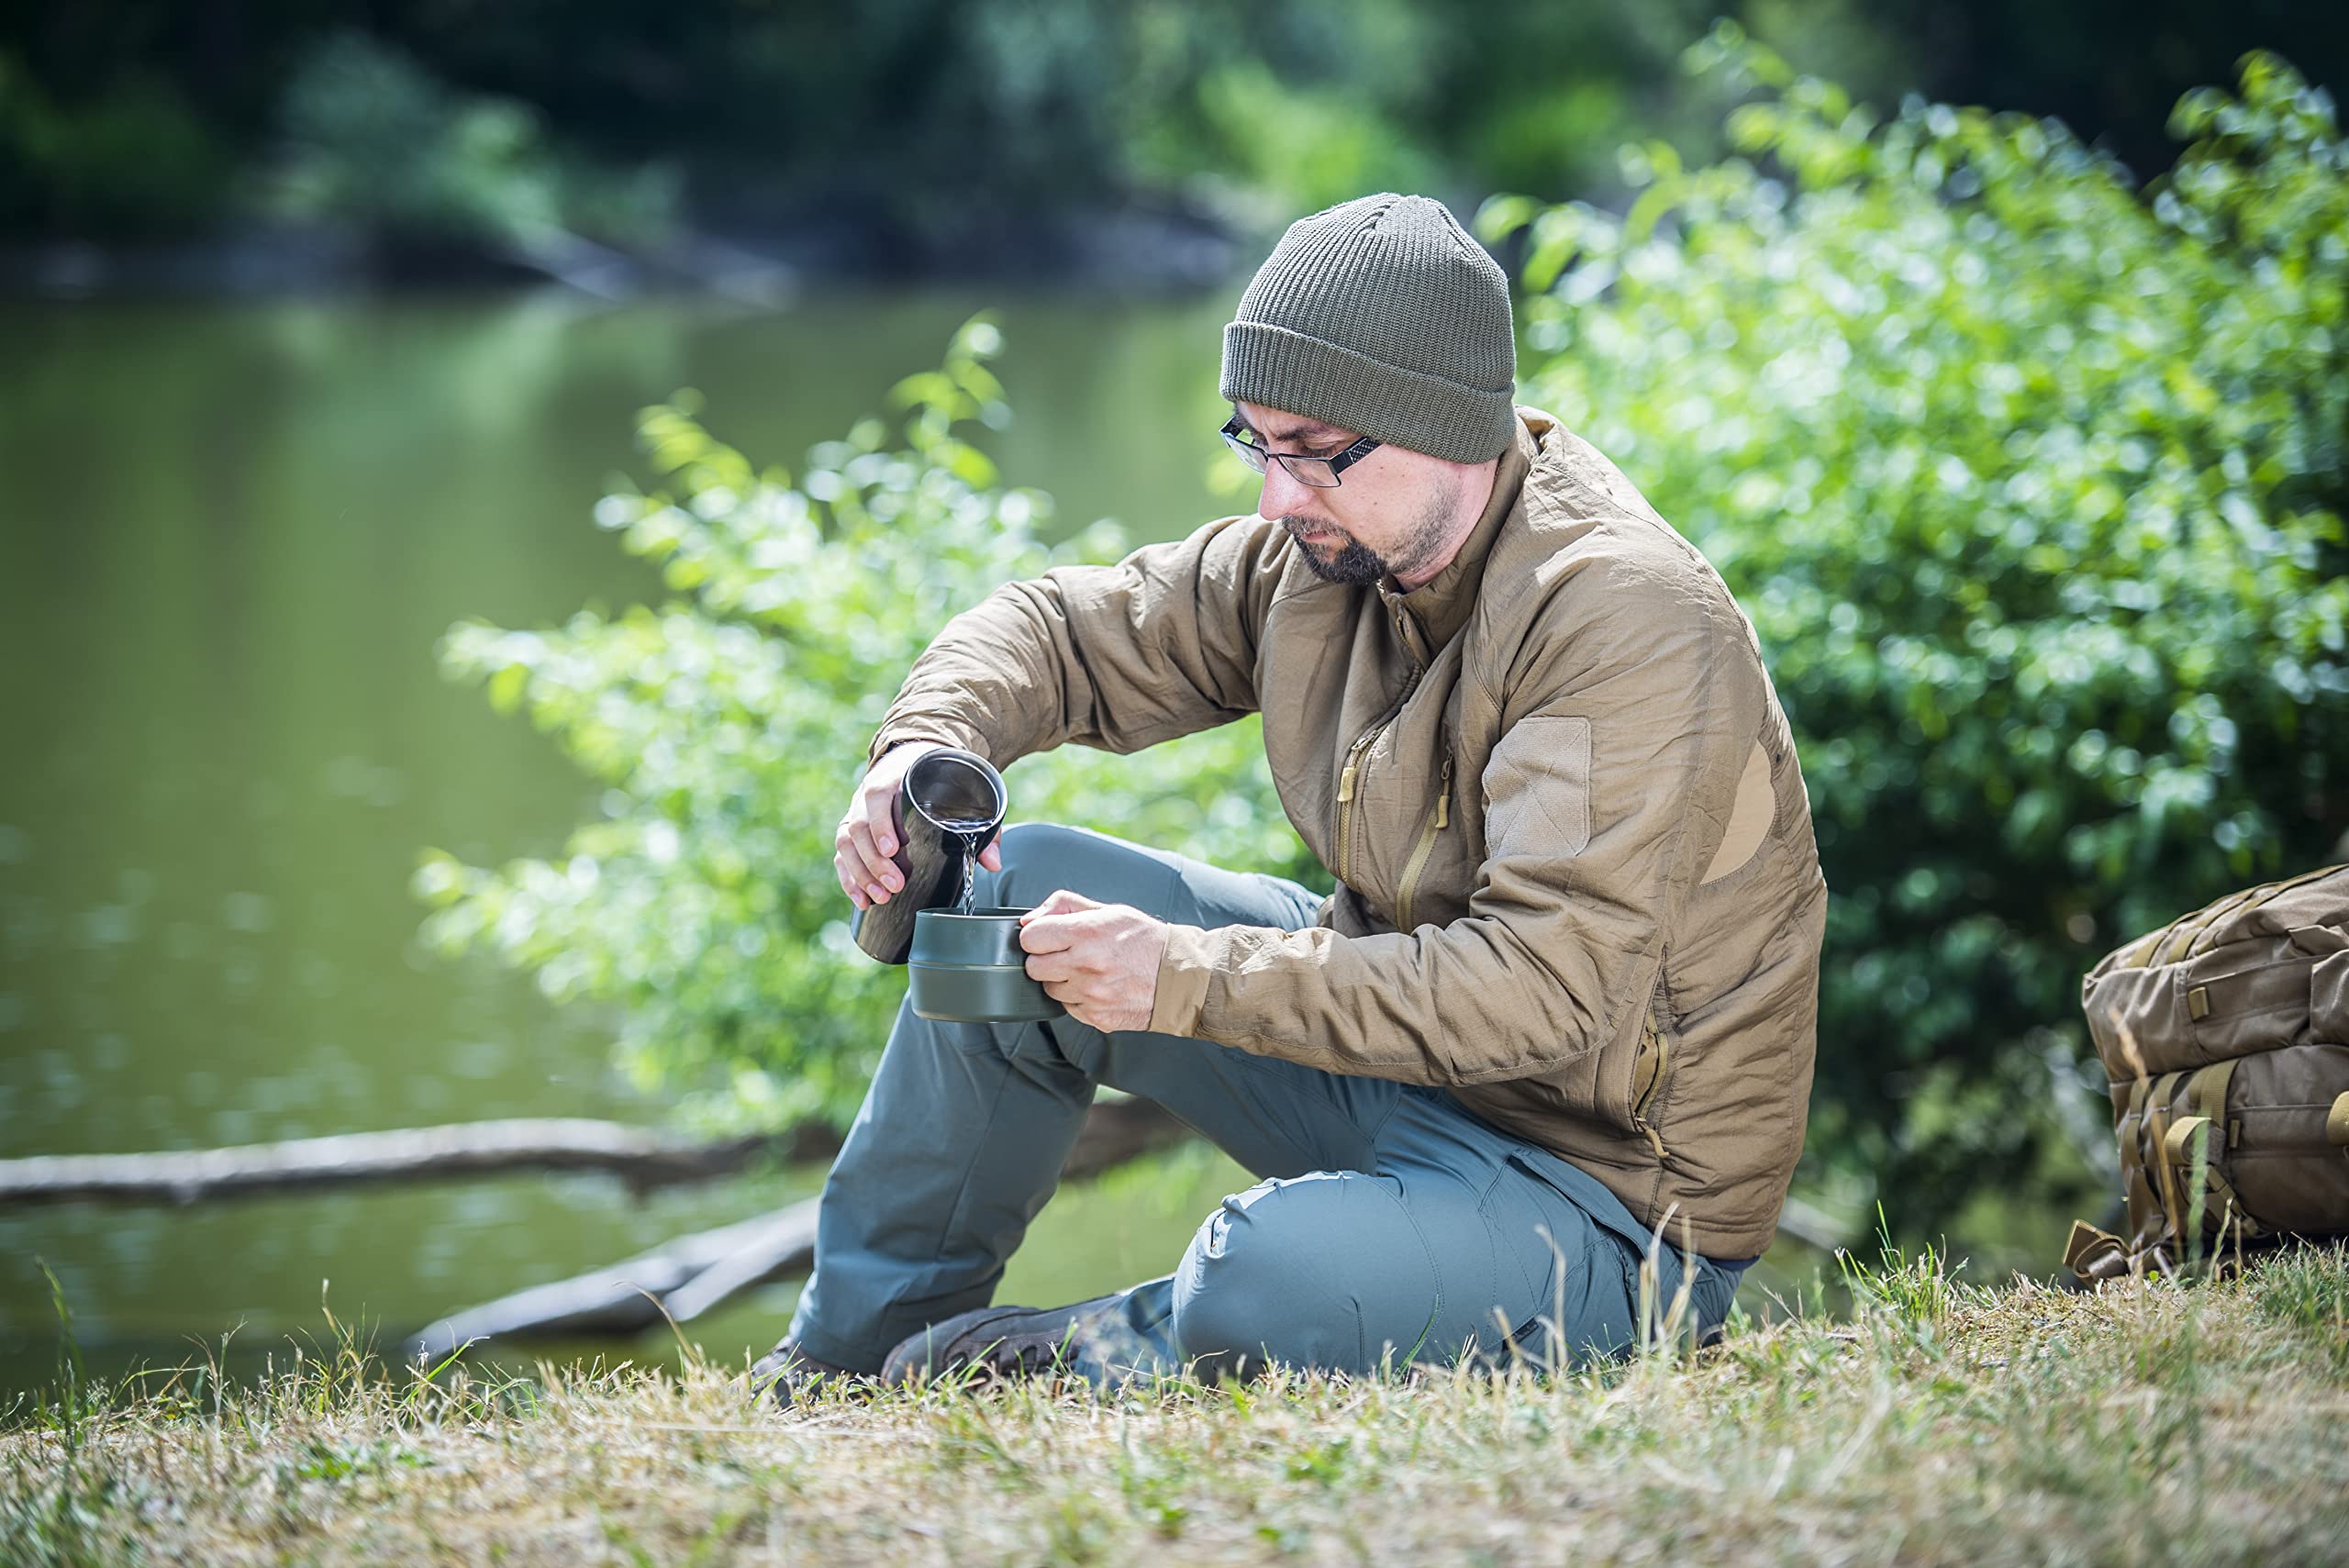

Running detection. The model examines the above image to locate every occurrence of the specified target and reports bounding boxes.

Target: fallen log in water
[0,1118,844,1208]
[401,1095,1191,1362]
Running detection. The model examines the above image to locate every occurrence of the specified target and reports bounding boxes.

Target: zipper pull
[1338,762,1358,805]
[1398,610,1425,670]
[1434,761,1451,828]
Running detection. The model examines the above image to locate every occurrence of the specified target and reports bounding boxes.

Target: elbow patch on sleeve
[1700,738,1775,885]
[1481,714,1592,857]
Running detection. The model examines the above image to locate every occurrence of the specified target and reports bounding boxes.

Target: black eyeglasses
[1219,417,1383,488]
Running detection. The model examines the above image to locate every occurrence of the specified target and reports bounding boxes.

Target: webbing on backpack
[2075,864,2349,1282]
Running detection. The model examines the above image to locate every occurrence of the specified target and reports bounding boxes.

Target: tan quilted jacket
[868,406,1827,1256]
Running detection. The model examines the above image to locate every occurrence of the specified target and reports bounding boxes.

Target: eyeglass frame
[1219,416,1384,488]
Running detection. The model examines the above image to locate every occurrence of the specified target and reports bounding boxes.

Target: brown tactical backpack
[2065,863,2349,1282]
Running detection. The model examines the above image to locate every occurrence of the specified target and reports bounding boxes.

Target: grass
[5,1242,2348,1566]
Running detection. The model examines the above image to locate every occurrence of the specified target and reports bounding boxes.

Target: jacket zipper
[1393,753,1453,932]
[1334,662,1423,890]
[1630,1013,1670,1158]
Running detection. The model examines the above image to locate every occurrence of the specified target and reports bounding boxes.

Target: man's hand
[838,740,1004,912]
[1018,890,1169,1034]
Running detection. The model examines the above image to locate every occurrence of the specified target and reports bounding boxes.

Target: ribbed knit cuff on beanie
[1220,192,1518,465]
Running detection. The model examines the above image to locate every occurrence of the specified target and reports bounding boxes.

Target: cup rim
[906,751,1004,831]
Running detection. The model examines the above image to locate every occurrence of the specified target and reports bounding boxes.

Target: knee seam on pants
[1175,1171,1447,1372]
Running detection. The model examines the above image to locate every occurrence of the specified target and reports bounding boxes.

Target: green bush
[414,317,1316,1135]
[1482,28,2349,1231]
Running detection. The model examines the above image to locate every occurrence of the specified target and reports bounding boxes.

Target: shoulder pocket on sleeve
[1481,715,1592,857]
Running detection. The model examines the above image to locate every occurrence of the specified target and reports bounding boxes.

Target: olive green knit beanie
[1220,192,1517,464]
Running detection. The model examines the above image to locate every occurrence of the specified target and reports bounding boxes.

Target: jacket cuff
[1147,923,1219,1038]
[866,723,993,773]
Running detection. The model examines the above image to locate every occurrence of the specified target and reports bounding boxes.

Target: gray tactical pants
[786,822,1753,1385]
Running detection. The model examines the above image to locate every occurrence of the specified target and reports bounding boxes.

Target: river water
[0,286,1254,1395]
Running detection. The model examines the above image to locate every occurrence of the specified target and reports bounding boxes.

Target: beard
[1282,522,1388,585]
[1278,478,1461,587]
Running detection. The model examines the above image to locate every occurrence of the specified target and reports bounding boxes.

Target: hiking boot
[879,1293,1126,1388]
[746,1338,869,1407]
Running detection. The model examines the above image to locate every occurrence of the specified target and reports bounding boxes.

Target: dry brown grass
[6,1241,2348,1566]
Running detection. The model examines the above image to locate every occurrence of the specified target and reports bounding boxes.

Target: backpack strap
[2143,1070,2190,1241]
[2160,887,2257,965]
[2187,1057,2238,1128]
[2119,1074,2157,1233]
[2065,1218,2132,1282]
[2161,866,2343,965]
[2165,1059,2252,1244]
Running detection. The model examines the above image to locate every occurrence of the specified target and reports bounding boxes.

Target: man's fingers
[834,821,872,898]
[836,848,874,909]
[1019,917,1074,954]
[865,782,904,859]
[979,833,1003,873]
[1024,952,1073,984]
[1019,890,1119,950]
[840,818,901,902]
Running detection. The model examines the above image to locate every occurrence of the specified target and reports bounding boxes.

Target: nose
[1257,459,1318,520]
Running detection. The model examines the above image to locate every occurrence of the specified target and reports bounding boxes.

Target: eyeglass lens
[1221,429,1340,487]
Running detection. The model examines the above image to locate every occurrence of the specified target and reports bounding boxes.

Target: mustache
[1277,515,1347,539]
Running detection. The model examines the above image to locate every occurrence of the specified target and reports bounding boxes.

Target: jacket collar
[1377,408,1543,657]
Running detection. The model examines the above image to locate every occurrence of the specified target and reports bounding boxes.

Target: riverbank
[6,1243,2343,1565]
[0,196,1249,304]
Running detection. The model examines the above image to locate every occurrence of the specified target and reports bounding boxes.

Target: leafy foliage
[10,2,2349,255]
[414,317,1316,1135]
[1483,29,2349,1229]
[268,32,676,254]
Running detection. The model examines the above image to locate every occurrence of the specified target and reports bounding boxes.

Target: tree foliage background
[414,33,2348,1242]
[6,0,2344,249]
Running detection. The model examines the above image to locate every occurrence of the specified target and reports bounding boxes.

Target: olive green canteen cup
[907,906,1067,1023]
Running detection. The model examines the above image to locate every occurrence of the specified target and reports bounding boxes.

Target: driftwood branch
[0,1118,845,1209]
[402,1096,1191,1362]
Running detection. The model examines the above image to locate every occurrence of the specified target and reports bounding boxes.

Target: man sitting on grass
[753,191,1827,1400]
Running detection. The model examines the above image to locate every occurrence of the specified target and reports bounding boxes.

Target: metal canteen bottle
[850,745,1008,965]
